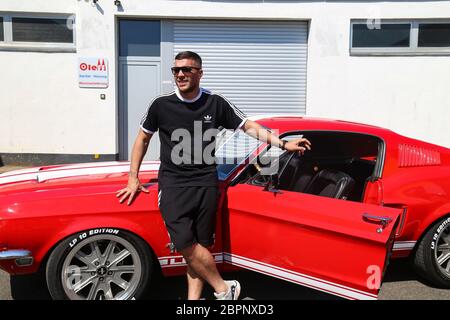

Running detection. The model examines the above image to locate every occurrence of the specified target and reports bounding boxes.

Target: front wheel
[46,229,153,300]
[414,216,450,288]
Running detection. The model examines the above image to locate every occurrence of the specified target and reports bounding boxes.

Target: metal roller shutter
[173,20,308,116]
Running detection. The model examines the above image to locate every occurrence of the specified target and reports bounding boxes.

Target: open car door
[223,183,401,300]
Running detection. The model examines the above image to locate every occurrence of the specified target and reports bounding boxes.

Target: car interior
[232,131,383,202]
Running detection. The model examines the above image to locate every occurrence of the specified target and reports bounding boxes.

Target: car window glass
[215,129,263,181]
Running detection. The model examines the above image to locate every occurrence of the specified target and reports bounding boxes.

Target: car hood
[0,161,161,222]
[0,161,160,194]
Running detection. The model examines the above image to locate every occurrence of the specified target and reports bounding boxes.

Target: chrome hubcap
[62,235,142,300]
[434,225,450,276]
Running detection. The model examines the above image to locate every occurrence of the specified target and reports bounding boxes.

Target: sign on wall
[78,57,109,88]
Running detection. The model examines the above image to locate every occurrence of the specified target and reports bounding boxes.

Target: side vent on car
[398,144,441,167]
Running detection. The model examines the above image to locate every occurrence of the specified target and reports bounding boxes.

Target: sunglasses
[171,66,201,75]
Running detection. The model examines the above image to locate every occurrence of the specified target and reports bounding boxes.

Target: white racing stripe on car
[0,167,41,177]
[393,241,416,251]
[247,114,306,122]
[223,253,377,301]
[0,172,40,185]
[158,253,223,267]
[0,161,160,185]
[0,161,130,178]
[36,163,160,183]
[158,252,377,300]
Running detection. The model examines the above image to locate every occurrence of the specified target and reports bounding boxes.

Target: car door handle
[362,213,392,228]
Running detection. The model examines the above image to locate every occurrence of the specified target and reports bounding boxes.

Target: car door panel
[223,184,401,300]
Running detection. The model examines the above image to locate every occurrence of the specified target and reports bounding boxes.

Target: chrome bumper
[0,250,34,266]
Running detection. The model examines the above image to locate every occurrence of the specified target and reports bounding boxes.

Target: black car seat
[278,154,317,192]
[291,169,315,193]
[278,154,302,190]
[303,169,355,200]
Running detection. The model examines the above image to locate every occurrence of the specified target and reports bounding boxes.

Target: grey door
[118,19,162,160]
[119,58,161,160]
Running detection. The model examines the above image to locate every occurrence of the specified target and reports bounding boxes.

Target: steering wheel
[250,150,296,187]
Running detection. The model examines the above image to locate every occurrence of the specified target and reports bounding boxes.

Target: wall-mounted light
[92,0,121,8]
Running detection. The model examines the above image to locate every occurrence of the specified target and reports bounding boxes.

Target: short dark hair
[175,51,202,67]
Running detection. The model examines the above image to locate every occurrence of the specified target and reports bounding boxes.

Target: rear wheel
[414,216,450,288]
[46,229,153,300]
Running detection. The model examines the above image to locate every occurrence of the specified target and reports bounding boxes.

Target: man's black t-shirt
[140,88,247,188]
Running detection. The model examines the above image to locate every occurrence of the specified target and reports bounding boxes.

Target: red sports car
[1,116,449,300]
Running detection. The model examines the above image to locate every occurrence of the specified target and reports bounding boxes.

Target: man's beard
[176,77,200,93]
[177,82,197,94]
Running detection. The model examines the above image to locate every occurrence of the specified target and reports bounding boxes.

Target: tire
[414,216,450,288]
[45,228,153,300]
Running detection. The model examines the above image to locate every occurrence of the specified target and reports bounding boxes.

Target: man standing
[116,51,311,300]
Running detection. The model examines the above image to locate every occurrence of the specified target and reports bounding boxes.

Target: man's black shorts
[158,186,219,251]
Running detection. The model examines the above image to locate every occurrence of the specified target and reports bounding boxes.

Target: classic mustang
[1,116,449,300]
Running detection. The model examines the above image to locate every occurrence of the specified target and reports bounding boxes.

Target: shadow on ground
[382,258,445,289]
[9,258,440,300]
[147,270,340,300]
[10,271,51,300]
[10,269,340,300]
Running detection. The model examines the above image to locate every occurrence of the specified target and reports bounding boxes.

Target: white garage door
[173,20,308,116]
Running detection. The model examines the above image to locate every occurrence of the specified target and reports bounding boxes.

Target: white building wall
[306,2,450,148]
[0,0,117,155]
[0,0,449,157]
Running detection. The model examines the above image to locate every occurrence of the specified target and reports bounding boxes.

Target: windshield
[214,129,305,181]
[215,128,263,181]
